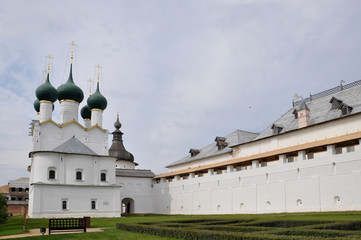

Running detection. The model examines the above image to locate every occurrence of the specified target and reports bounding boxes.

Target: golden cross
[69,41,77,64]
[87,79,93,96]
[117,109,120,116]
[95,64,102,83]
[45,54,54,73]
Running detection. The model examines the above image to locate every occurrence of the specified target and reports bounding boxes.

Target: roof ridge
[293,79,361,106]
[52,136,97,155]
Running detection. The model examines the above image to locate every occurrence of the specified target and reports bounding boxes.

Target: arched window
[76,169,83,181]
[100,172,106,182]
[62,199,68,210]
[48,168,56,180]
[91,199,97,210]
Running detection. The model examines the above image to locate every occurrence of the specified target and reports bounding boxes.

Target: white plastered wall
[152,142,361,214]
[116,177,153,214]
[32,121,109,155]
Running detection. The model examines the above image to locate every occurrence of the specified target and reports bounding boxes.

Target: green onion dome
[57,64,84,103]
[80,104,91,119]
[35,73,58,103]
[87,82,107,110]
[33,99,40,113]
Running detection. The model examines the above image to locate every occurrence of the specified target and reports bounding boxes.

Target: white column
[84,119,91,128]
[298,150,306,161]
[91,109,103,127]
[189,172,195,178]
[327,145,336,155]
[227,165,234,173]
[252,160,259,169]
[279,154,287,164]
[39,101,52,122]
[208,169,214,176]
[175,175,180,181]
[60,100,79,124]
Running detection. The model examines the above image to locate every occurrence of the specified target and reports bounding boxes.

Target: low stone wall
[8,204,27,216]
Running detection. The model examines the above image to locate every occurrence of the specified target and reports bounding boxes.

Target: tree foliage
[0,193,8,224]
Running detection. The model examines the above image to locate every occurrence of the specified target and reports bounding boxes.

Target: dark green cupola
[87,82,107,110]
[35,73,58,102]
[33,99,40,113]
[80,104,91,119]
[57,64,84,103]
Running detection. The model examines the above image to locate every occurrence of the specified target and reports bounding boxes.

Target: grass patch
[1,212,361,239]
[13,228,181,240]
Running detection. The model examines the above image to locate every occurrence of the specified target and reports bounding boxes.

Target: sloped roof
[52,136,97,155]
[116,169,155,178]
[0,184,9,193]
[167,130,259,168]
[253,81,361,141]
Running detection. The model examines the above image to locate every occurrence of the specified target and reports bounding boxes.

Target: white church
[28,50,361,218]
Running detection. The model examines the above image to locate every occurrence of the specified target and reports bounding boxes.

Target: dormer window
[189,148,200,157]
[215,137,228,150]
[271,124,283,135]
[340,104,352,116]
[329,97,343,109]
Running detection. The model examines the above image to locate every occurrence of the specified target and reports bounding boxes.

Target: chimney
[297,101,310,128]
[189,148,200,157]
[215,137,228,150]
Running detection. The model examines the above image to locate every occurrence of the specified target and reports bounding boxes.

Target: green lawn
[0,212,360,239]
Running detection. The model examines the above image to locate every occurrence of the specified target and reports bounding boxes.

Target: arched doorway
[121,198,135,214]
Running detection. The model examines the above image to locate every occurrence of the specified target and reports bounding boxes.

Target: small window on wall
[100,171,107,182]
[76,169,83,181]
[91,200,97,210]
[48,168,56,180]
[62,199,68,210]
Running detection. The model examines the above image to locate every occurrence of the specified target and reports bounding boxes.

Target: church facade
[28,52,361,218]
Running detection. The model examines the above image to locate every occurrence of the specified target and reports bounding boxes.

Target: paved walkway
[0,228,104,239]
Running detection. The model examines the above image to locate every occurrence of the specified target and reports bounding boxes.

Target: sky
[0,0,361,186]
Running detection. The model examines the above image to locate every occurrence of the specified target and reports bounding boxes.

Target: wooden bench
[49,217,87,235]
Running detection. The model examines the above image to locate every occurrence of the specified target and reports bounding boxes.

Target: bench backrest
[49,218,86,230]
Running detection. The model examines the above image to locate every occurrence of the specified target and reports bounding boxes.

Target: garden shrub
[316,221,361,231]
[0,194,8,224]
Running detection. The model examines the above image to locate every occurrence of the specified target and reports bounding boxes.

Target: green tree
[0,193,8,223]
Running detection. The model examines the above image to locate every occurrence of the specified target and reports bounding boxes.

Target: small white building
[28,48,361,217]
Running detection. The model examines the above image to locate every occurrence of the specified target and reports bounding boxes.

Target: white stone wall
[29,151,118,218]
[29,184,121,218]
[116,177,153,214]
[116,160,136,169]
[30,152,116,186]
[152,148,361,214]
[32,121,109,155]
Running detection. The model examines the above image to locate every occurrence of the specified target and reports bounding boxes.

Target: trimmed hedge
[117,222,311,240]
[316,221,361,231]
[243,220,331,228]
[116,218,361,240]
